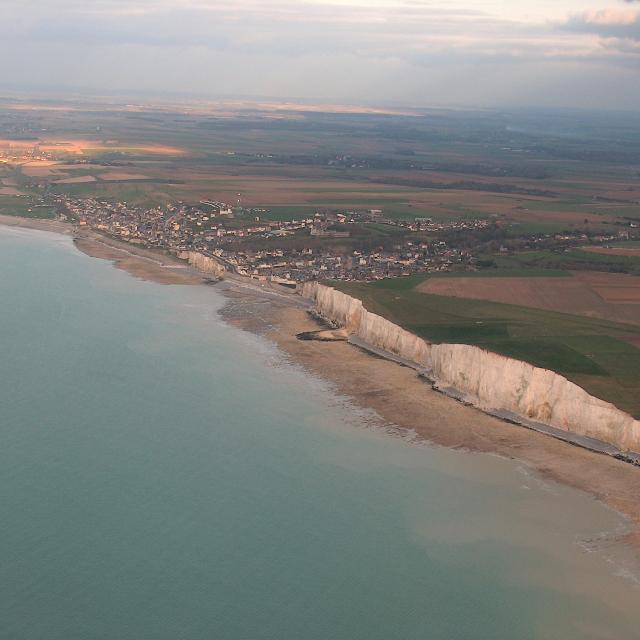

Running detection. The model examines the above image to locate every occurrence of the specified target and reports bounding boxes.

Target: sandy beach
[0,213,73,235]
[73,232,204,286]
[3,214,640,552]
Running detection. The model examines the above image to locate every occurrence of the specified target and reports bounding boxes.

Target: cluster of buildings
[222,243,470,283]
[51,195,474,282]
[0,145,52,164]
[397,216,491,233]
[514,230,635,252]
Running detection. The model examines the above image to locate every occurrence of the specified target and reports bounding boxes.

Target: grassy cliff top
[333,275,640,418]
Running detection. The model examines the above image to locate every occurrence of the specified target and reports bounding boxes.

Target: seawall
[300,281,640,455]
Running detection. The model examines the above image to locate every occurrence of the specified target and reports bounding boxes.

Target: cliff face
[300,282,640,454]
[180,251,226,278]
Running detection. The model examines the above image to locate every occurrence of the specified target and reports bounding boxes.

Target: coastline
[72,231,204,286]
[0,213,73,235]
[3,214,640,552]
[221,287,640,552]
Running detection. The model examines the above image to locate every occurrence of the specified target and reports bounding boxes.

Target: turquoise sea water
[1,227,639,640]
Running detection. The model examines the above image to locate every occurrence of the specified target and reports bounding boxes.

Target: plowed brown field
[418,272,640,325]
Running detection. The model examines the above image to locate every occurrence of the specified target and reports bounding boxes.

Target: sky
[2,0,639,109]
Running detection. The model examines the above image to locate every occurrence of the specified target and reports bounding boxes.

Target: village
[49,194,487,283]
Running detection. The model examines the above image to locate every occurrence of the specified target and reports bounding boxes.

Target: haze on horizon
[2,0,640,110]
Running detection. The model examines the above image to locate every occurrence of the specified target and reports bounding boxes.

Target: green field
[364,269,570,292]
[430,268,570,278]
[480,250,640,275]
[49,182,169,208]
[256,202,430,222]
[0,197,55,219]
[334,278,640,417]
[256,205,319,221]
[608,240,640,248]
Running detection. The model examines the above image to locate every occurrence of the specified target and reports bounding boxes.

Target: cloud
[560,5,640,61]
[563,8,640,41]
[0,1,638,109]
[0,1,592,61]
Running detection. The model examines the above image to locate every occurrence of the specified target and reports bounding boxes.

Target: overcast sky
[2,0,639,109]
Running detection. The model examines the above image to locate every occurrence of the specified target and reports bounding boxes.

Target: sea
[1,226,639,640]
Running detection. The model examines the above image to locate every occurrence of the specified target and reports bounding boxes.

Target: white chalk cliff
[300,282,640,454]
[179,251,226,278]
